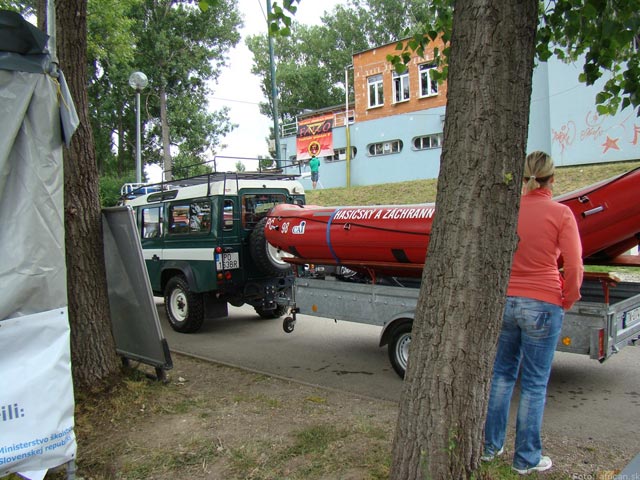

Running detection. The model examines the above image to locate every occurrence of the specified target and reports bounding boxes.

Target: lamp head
[129,71,148,90]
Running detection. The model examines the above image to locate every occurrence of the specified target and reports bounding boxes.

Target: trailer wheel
[388,322,412,378]
[164,275,204,333]
[283,316,295,333]
[249,217,293,276]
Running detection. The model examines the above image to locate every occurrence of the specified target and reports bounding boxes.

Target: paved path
[158,301,640,448]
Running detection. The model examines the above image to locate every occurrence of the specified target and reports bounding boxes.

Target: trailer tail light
[598,328,605,359]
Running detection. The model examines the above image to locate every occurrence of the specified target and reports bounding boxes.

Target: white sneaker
[512,455,553,474]
[480,447,504,462]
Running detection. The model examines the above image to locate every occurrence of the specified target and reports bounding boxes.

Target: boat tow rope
[326,208,342,264]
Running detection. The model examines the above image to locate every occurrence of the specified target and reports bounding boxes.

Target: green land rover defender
[126,172,305,333]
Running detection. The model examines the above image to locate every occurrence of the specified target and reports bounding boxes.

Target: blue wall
[283,57,640,190]
[543,59,640,166]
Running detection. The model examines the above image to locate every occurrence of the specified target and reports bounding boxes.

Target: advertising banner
[0,11,79,480]
[296,113,334,160]
[0,308,76,477]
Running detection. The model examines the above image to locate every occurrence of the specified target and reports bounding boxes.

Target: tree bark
[56,0,120,389]
[390,1,538,478]
[36,0,46,31]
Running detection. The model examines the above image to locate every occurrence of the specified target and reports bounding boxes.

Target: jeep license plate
[216,252,240,270]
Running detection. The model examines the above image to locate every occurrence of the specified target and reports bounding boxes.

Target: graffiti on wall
[552,110,640,159]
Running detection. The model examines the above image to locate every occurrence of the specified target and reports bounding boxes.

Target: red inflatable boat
[265,167,640,277]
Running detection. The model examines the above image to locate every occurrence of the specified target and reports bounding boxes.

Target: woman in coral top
[482,151,584,475]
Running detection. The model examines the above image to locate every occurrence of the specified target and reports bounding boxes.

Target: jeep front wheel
[164,275,204,333]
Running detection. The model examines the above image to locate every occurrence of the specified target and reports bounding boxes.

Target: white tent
[0,10,78,480]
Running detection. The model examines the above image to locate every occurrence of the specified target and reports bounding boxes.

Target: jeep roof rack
[119,156,302,202]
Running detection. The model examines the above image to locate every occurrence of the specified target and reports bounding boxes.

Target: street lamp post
[345,64,353,188]
[129,71,148,184]
[266,0,282,168]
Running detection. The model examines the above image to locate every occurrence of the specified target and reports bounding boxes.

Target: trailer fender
[379,315,414,347]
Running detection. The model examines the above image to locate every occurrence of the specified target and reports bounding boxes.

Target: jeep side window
[168,200,211,235]
[169,204,190,234]
[223,199,234,231]
[242,193,285,229]
[141,206,161,238]
[190,200,211,233]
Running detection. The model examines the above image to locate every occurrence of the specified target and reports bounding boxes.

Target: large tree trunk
[390,2,538,478]
[56,0,121,389]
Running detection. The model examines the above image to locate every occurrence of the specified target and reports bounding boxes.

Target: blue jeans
[484,296,563,470]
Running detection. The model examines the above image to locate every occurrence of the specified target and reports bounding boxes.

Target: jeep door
[163,198,217,293]
[138,204,164,293]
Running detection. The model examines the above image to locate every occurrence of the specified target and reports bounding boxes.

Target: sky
[211,0,347,169]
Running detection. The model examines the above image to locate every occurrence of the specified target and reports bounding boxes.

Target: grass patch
[225,423,392,480]
[306,160,640,206]
[118,439,221,479]
[286,424,348,456]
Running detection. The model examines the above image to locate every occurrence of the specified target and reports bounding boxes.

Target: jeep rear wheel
[164,275,204,333]
[254,304,287,319]
[250,217,293,276]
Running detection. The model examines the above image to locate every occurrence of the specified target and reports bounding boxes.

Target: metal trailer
[281,273,640,378]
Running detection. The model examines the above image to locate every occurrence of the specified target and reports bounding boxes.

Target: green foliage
[0,0,35,15]
[87,0,138,175]
[267,0,300,36]
[247,20,351,125]
[170,155,214,179]
[86,0,241,179]
[258,156,275,170]
[99,174,133,207]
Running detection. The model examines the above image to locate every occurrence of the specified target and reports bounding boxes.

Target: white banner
[0,308,77,476]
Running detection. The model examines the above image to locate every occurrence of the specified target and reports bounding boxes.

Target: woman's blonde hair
[523,151,555,193]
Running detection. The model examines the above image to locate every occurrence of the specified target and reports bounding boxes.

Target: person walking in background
[309,154,320,189]
[482,151,584,475]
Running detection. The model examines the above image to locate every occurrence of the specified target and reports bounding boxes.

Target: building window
[413,134,443,150]
[392,71,410,103]
[368,74,384,108]
[419,63,438,97]
[326,147,357,163]
[367,140,403,156]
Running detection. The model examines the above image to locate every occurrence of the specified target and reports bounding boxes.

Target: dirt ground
[33,352,635,480]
